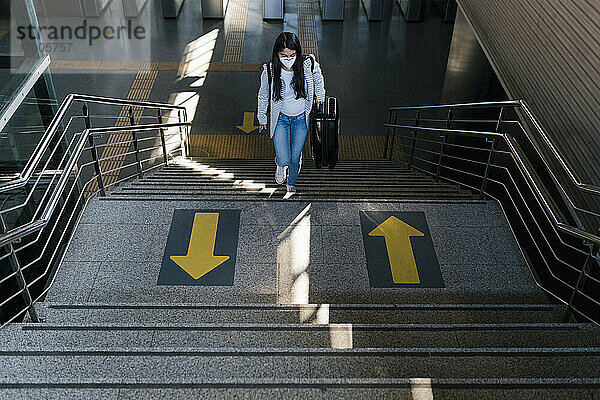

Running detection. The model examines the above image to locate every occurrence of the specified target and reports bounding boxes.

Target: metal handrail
[518,101,600,195]
[0,95,190,235]
[384,122,599,246]
[0,94,192,327]
[383,100,600,323]
[0,93,189,193]
[384,124,504,139]
[389,100,522,111]
[388,99,600,195]
[0,122,190,249]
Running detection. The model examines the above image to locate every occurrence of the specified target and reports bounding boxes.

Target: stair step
[40,303,568,325]
[162,163,414,168]
[108,191,474,200]
[3,323,599,350]
[133,179,445,187]
[0,379,598,400]
[125,183,463,191]
[164,162,409,168]
[1,347,599,380]
[162,161,412,170]
[131,160,475,200]
[111,186,472,194]
[152,171,429,178]
[183,159,406,165]
[161,164,415,171]
[135,180,440,188]
[144,174,436,182]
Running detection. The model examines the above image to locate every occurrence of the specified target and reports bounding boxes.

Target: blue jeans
[273,112,308,186]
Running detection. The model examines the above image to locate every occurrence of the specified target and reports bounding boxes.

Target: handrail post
[480,107,504,199]
[436,110,452,181]
[388,112,399,161]
[446,109,453,130]
[157,109,168,165]
[8,244,39,322]
[495,106,505,133]
[129,106,143,178]
[187,123,192,157]
[383,110,393,159]
[480,138,497,199]
[82,103,106,197]
[436,135,447,181]
[563,243,598,322]
[185,111,192,157]
[177,110,187,158]
[0,215,39,323]
[408,110,420,168]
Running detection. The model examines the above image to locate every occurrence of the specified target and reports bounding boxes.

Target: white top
[280,69,306,117]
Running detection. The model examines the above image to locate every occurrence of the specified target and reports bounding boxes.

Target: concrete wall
[457,0,600,185]
[440,7,505,104]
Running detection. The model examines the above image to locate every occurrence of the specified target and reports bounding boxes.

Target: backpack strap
[305,54,315,73]
[266,62,272,102]
[265,62,272,130]
[305,55,317,104]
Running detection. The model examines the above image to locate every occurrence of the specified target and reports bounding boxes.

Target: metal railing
[0,94,191,328]
[383,100,600,323]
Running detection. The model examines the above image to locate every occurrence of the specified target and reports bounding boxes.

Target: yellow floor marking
[298,1,320,60]
[49,59,264,72]
[170,213,230,279]
[160,61,181,71]
[98,60,123,70]
[236,112,258,133]
[119,61,143,71]
[48,60,70,70]
[208,62,222,71]
[141,62,160,71]
[57,60,82,69]
[222,0,249,64]
[189,134,406,161]
[241,63,263,72]
[77,60,102,69]
[221,63,242,71]
[369,216,424,284]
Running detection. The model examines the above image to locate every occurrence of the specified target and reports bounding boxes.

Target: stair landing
[48,197,540,305]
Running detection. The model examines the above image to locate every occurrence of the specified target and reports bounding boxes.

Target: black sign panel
[158,209,240,286]
[359,211,444,288]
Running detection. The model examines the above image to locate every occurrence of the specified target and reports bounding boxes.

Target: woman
[257,32,326,193]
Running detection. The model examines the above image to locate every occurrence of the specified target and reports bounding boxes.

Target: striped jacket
[257,54,326,139]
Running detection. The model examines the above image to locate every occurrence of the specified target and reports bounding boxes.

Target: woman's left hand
[316,101,322,106]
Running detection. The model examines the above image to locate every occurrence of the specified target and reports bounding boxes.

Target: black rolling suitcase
[309,96,339,169]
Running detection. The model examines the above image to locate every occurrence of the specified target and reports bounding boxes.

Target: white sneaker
[286,185,296,193]
[275,165,287,184]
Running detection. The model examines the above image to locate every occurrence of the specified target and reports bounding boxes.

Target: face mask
[279,55,296,69]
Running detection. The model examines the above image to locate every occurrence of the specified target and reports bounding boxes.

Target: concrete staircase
[1,158,600,399]
[107,158,476,200]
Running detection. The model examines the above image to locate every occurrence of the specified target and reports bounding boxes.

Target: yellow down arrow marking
[369,216,424,284]
[170,213,230,279]
[236,112,258,133]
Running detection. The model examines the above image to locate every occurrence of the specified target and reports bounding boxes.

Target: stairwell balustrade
[0,94,192,328]
[383,100,600,324]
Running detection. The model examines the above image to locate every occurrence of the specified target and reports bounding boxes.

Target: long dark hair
[269,32,307,102]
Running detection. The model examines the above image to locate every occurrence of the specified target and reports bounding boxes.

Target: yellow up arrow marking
[236,112,258,133]
[369,216,424,284]
[170,213,230,279]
